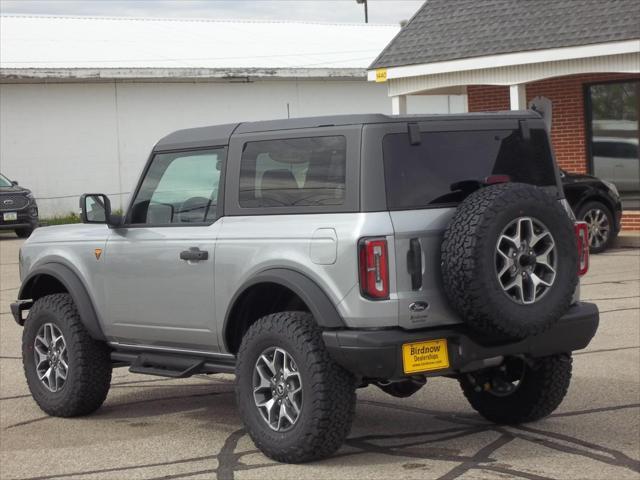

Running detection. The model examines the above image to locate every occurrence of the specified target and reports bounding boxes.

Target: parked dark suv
[561,170,623,253]
[0,173,38,238]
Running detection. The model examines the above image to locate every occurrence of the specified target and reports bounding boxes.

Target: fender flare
[223,268,345,342]
[19,263,106,341]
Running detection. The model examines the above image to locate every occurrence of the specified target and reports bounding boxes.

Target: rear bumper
[323,302,599,380]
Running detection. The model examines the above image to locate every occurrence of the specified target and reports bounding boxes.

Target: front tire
[22,293,112,417]
[459,354,572,424]
[235,312,356,463]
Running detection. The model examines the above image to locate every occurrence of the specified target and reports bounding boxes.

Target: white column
[391,95,407,115]
[509,84,527,110]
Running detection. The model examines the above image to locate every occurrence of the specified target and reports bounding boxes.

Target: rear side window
[382,129,557,210]
[239,136,346,208]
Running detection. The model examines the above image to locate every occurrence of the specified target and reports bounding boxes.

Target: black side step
[111,351,236,378]
[129,353,204,378]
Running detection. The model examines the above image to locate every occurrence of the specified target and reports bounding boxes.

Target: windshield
[0,174,12,188]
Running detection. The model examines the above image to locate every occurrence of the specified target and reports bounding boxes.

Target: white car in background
[592,136,639,194]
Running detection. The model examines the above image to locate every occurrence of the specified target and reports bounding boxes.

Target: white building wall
[0,80,466,216]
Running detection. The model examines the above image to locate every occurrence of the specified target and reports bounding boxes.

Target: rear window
[382,129,557,210]
[239,136,346,208]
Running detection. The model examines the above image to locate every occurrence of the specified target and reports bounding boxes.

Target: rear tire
[459,354,572,424]
[22,293,112,417]
[577,201,615,254]
[235,311,356,463]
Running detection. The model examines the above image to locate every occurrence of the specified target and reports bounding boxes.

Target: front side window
[239,136,346,208]
[587,80,639,210]
[129,148,224,225]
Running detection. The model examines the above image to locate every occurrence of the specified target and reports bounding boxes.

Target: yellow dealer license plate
[402,339,449,374]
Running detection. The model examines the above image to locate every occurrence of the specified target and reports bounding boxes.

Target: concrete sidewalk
[615,231,640,249]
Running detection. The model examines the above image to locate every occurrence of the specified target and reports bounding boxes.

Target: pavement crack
[216,428,249,480]
[581,278,639,286]
[551,403,640,418]
[574,346,640,356]
[436,433,515,480]
[599,307,640,314]
[582,295,639,301]
[511,425,640,473]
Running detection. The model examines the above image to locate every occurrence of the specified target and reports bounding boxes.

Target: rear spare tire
[441,182,577,340]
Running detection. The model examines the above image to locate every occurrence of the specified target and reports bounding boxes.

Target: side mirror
[79,193,120,226]
[11,180,18,186]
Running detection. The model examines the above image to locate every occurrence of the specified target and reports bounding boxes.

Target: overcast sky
[0,0,424,24]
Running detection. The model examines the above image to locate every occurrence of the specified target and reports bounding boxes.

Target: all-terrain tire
[459,354,572,424]
[22,293,112,417]
[235,311,356,463]
[441,182,578,339]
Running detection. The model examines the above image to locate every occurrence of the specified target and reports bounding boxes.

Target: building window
[586,80,640,210]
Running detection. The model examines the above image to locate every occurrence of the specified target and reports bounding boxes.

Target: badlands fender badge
[409,301,429,312]
[94,248,103,260]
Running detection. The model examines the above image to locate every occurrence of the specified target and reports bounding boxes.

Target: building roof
[370,0,640,69]
[0,15,398,76]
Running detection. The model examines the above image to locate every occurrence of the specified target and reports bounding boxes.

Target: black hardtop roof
[154,111,541,151]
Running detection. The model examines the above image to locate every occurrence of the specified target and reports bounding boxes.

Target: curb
[614,232,640,249]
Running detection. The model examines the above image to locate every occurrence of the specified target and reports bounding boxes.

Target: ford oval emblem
[3,199,14,205]
[409,301,429,312]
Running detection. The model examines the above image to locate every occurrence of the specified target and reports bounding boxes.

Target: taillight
[575,221,589,276]
[358,237,389,300]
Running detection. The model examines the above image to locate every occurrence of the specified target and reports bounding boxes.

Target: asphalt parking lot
[0,234,638,480]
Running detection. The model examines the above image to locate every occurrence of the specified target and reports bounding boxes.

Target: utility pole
[356,0,368,23]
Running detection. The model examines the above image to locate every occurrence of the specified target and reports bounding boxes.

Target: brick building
[368,0,640,230]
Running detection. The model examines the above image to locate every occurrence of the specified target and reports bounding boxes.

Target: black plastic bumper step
[128,353,205,378]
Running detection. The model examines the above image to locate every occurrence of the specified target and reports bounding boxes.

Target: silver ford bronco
[12,113,598,463]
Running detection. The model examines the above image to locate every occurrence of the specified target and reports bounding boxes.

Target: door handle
[180,247,209,261]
